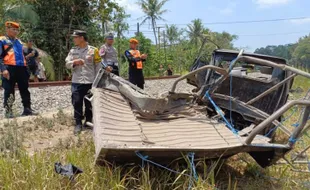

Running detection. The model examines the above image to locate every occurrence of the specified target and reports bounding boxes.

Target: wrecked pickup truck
[188,49,294,134]
[88,49,310,169]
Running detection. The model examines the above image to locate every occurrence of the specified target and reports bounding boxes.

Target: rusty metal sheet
[92,88,273,164]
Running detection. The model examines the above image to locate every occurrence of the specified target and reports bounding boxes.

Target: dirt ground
[0,109,91,155]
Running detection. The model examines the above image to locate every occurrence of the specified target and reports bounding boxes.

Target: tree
[137,0,169,45]
[3,4,39,24]
[187,19,204,46]
[113,7,130,59]
[90,0,121,35]
[26,0,98,80]
[292,35,310,71]
[210,31,237,49]
[165,24,182,45]
[254,44,296,60]
[0,1,39,34]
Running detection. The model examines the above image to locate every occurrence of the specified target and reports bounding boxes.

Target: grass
[0,76,309,189]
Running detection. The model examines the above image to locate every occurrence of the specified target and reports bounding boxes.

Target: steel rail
[0,75,181,89]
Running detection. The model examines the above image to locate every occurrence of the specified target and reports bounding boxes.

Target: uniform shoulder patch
[99,45,107,55]
[0,36,8,42]
[87,46,96,54]
[88,45,97,50]
[70,47,78,51]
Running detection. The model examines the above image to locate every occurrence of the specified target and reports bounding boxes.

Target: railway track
[0,75,181,89]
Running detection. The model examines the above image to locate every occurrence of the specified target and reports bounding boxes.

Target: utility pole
[156,26,164,51]
[136,22,139,36]
[163,30,167,65]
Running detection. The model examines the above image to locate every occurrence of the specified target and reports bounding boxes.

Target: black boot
[21,107,38,116]
[74,120,83,135]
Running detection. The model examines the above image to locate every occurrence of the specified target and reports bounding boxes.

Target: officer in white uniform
[99,33,119,75]
[65,30,111,135]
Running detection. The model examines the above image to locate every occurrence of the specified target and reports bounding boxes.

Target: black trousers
[129,70,144,89]
[2,66,31,111]
[71,83,92,124]
[110,65,119,76]
[130,80,144,89]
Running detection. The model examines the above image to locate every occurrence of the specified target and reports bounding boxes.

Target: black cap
[105,32,114,39]
[71,30,87,37]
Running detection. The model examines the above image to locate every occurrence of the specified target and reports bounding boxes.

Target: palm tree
[0,3,39,37]
[165,24,182,45]
[113,7,130,59]
[137,0,169,45]
[187,19,204,46]
[3,4,39,25]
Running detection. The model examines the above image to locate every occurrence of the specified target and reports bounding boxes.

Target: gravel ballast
[0,79,195,118]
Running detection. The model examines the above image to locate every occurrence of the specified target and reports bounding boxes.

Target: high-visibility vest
[0,36,26,66]
[129,49,143,69]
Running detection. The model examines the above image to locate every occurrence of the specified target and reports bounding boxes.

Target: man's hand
[26,52,35,59]
[73,59,84,66]
[2,70,10,80]
[105,66,113,72]
[141,54,147,59]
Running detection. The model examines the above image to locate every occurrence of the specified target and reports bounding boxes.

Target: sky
[117,0,310,52]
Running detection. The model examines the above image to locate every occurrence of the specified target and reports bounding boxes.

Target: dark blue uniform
[125,49,146,89]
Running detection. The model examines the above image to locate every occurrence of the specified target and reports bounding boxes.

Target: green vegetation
[255,36,310,72]
[0,0,239,80]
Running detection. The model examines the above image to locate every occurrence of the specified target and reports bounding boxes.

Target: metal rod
[208,49,244,94]
[245,100,310,145]
[238,56,310,79]
[288,106,310,147]
[209,53,309,96]
[291,169,310,173]
[84,96,93,102]
[246,74,297,105]
[170,65,227,93]
[291,145,310,162]
[278,160,310,165]
[292,161,310,164]
[277,122,292,136]
[283,156,297,169]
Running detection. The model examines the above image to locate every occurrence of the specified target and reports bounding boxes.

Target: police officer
[0,21,36,118]
[99,33,119,75]
[65,30,111,135]
[125,38,147,89]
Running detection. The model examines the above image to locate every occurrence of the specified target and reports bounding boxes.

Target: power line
[155,16,310,26]
[239,31,310,37]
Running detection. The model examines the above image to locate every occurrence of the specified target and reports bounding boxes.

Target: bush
[41,55,55,81]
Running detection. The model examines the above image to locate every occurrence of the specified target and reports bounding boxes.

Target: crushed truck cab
[90,49,310,168]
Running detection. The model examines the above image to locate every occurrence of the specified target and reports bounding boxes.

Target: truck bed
[91,88,274,165]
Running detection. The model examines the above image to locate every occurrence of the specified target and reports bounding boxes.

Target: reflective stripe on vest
[129,49,143,69]
[0,36,26,66]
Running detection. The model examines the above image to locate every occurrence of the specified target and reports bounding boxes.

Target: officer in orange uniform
[124,38,147,89]
[0,21,36,118]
